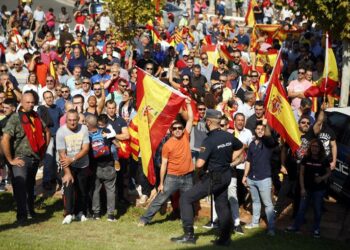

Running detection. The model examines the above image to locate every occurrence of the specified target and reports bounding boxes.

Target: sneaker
[93,213,101,220]
[107,214,116,222]
[137,219,147,227]
[0,182,6,192]
[76,212,88,222]
[114,161,121,171]
[267,230,275,236]
[285,226,299,233]
[139,195,149,204]
[245,223,259,229]
[234,225,244,235]
[203,221,219,229]
[313,230,321,238]
[62,214,73,225]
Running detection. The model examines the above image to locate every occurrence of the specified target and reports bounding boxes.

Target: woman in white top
[118,89,136,124]
[22,73,42,98]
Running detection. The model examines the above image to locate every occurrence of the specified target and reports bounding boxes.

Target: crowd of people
[0,0,340,246]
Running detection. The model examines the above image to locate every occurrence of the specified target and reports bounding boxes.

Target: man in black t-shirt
[105,100,130,204]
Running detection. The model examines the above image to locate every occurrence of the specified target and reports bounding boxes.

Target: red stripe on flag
[136,69,146,110]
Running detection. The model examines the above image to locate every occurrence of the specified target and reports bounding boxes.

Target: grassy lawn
[0,191,346,250]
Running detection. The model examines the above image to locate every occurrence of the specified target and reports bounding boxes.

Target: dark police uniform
[177,110,243,244]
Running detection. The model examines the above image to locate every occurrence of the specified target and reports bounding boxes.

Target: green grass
[0,192,346,250]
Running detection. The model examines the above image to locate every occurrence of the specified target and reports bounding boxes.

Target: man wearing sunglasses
[287,66,312,111]
[172,109,244,246]
[138,97,193,226]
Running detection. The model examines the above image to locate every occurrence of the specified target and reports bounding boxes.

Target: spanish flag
[264,52,301,152]
[254,49,278,74]
[245,0,257,27]
[201,44,219,67]
[128,117,140,161]
[304,34,339,101]
[136,69,185,185]
[146,20,161,44]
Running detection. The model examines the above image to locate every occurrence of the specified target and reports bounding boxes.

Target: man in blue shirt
[91,64,111,84]
[242,119,277,236]
[56,85,72,113]
[67,46,86,72]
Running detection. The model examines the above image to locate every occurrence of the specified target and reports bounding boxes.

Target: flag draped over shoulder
[304,34,339,98]
[264,52,301,152]
[136,69,185,185]
[245,0,257,27]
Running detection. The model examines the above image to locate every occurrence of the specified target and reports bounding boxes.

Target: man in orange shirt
[138,97,193,226]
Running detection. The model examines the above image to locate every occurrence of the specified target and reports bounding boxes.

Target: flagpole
[323,32,329,102]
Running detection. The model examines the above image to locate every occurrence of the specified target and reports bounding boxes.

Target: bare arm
[185,97,193,134]
[116,127,130,140]
[168,63,181,89]
[330,140,337,170]
[313,103,326,135]
[196,158,206,169]
[1,133,25,167]
[242,161,251,186]
[231,146,244,167]
[96,84,106,115]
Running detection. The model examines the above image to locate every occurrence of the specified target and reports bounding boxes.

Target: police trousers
[180,168,232,238]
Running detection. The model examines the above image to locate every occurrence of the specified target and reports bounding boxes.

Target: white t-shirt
[235,128,253,170]
[33,10,45,22]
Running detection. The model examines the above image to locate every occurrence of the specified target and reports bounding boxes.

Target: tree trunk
[340,39,350,107]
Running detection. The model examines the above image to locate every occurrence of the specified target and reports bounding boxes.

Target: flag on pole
[245,0,257,27]
[136,69,185,185]
[304,33,339,99]
[264,52,301,152]
[146,20,161,44]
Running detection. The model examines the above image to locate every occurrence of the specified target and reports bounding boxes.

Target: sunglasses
[46,80,54,82]
[146,68,153,70]
[14,64,20,66]
[201,57,208,60]
[298,71,305,74]
[198,108,206,111]
[220,124,226,127]
[0,69,8,72]
[183,78,189,81]
[300,121,310,125]
[219,61,225,64]
[233,56,240,58]
[62,90,69,93]
[172,126,184,131]
[94,88,102,91]
[98,67,106,70]
[119,85,127,88]
[82,81,90,84]
[219,79,226,82]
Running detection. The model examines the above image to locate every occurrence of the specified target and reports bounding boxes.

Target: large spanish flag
[254,49,278,74]
[136,69,185,185]
[245,0,257,27]
[304,34,339,99]
[264,52,301,152]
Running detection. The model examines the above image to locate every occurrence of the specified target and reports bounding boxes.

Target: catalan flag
[245,0,257,27]
[304,33,339,100]
[264,52,301,152]
[136,68,185,185]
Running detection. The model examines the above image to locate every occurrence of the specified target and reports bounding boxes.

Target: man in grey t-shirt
[56,109,90,224]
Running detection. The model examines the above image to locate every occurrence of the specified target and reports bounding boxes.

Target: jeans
[10,156,39,219]
[92,163,116,215]
[228,177,240,226]
[293,190,325,231]
[63,167,90,216]
[247,177,275,230]
[43,137,58,183]
[141,173,193,223]
[181,169,232,239]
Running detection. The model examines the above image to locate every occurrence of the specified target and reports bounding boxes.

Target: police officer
[171,109,244,246]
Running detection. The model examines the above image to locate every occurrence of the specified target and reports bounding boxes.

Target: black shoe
[107,214,116,222]
[212,237,231,246]
[27,210,37,219]
[234,225,244,235]
[203,221,219,229]
[170,227,196,244]
[43,182,53,191]
[92,213,101,220]
[16,216,28,225]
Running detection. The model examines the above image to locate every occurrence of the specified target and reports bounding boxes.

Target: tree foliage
[292,0,350,40]
[104,0,164,42]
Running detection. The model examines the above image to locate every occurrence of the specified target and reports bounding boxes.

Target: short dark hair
[255,100,264,107]
[3,98,17,107]
[234,112,245,120]
[105,99,116,107]
[97,114,109,125]
[73,94,84,103]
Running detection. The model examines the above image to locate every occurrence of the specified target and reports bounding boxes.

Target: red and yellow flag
[146,20,161,44]
[245,0,257,27]
[304,34,339,101]
[254,49,278,74]
[264,52,301,152]
[201,44,219,67]
[136,69,185,185]
[128,117,140,161]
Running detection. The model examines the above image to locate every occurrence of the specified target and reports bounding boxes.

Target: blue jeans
[293,190,325,231]
[247,177,275,230]
[141,173,193,223]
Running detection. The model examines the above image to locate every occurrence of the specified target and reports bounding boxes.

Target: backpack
[89,128,111,158]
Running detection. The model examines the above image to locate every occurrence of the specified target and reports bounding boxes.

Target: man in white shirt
[235,91,256,120]
[10,59,29,91]
[33,5,45,33]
